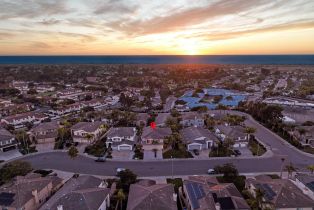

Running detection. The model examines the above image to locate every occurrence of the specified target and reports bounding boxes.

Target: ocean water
[0,55,313,64]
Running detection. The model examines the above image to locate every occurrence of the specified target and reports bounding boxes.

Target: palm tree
[245,126,256,142]
[116,189,126,210]
[68,146,78,159]
[255,188,265,209]
[285,162,298,179]
[307,165,314,174]
[85,133,94,144]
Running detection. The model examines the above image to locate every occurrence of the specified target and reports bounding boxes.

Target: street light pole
[171,155,174,180]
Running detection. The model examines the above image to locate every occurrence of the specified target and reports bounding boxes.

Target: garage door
[233,143,240,148]
[119,145,132,151]
[188,144,202,151]
[240,143,247,147]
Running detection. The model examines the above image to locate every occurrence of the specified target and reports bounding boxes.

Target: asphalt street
[18,110,314,177]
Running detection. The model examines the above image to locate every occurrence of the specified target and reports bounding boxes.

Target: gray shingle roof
[71,122,103,133]
[180,127,218,144]
[106,127,136,138]
[50,188,110,210]
[0,127,14,143]
[246,177,314,208]
[141,127,171,140]
[127,183,177,210]
[216,125,246,139]
[30,121,59,133]
[40,175,105,210]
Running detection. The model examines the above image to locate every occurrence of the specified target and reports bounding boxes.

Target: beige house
[246,175,314,210]
[141,127,171,152]
[71,121,104,144]
[0,173,63,210]
[40,175,113,210]
[28,121,60,144]
[127,180,177,210]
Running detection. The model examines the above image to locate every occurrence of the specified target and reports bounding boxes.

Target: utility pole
[171,155,174,180]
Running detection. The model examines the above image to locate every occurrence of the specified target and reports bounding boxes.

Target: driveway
[236,147,253,157]
[36,143,54,153]
[192,150,210,159]
[0,149,22,161]
[144,150,163,160]
[112,150,133,160]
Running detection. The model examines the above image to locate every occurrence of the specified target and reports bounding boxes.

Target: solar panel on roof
[306,181,314,192]
[0,192,15,206]
[186,182,207,209]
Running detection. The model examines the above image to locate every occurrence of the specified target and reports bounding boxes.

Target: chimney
[57,205,63,210]
[173,193,177,202]
[32,189,39,204]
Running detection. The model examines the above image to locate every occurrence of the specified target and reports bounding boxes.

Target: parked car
[233,149,241,156]
[193,149,200,155]
[207,169,216,174]
[95,157,106,162]
[116,168,126,174]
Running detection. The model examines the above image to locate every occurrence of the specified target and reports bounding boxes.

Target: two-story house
[180,127,218,151]
[28,121,60,144]
[71,121,104,144]
[215,125,247,148]
[0,127,18,152]
[180,112,204,127]
[106,127,137,151]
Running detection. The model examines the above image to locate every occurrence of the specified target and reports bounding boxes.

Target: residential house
[246,175,314,210]
[127,180,177,210]
[1,112,48,128]
[215,125,248,148]
[293,126,314,148]
[180,127,218,151]
[28,121,60,144]
[40,175,113,210]
[136,113,149,126]
[141,127,171,156]
[180,112,204,127]
[155,113,170,127]
[295,173,314,201]
[106,127,137,151]
[0,127,18,152]
[0,173,63,210]
[71,121,104,143]
[183,176,250,210]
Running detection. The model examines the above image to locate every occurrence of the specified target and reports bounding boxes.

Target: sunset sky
[0,0,314,55]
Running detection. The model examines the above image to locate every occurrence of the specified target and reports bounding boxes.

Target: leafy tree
[307,165,314,174]
[285,162,297,179]
[255,188,265,209]
[245,126,256,141]
[214,163,238,182]
[116,189,126,210]
[117,169,137,192]
[0,161,32,184]
[68,146,78,159]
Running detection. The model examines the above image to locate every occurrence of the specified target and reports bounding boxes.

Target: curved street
[18,110,314,177]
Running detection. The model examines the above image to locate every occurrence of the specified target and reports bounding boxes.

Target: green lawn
[163,149,193,159]
[248,139,266,156]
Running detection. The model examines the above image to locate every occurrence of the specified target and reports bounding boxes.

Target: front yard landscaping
[163,149,193,159]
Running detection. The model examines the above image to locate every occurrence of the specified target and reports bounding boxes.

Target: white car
[207,169,215,174]
[116,168,126,174]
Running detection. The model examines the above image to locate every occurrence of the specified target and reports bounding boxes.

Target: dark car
[234,150,241,156]
[95,157,106,162]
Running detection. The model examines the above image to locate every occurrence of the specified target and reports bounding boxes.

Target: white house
[180,127,218,151]
[71,121,104,144]
[106,127,136,151]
